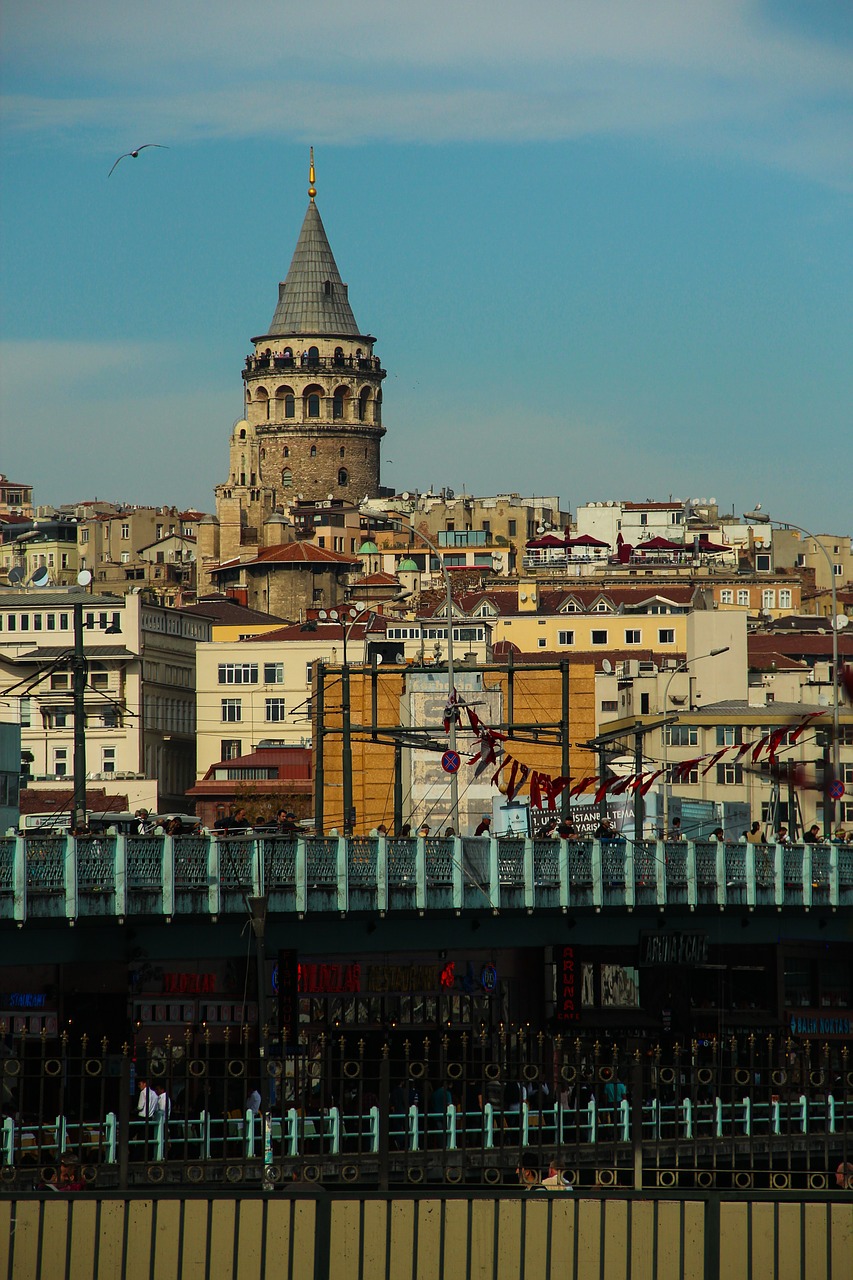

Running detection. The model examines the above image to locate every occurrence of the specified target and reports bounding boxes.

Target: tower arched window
[333,387,347,420]
[281,468,293,487]
[238,428,246,440]
[307,345,320,368]
[339,447,345,458]
[307,393,320,417]
[358,388,371,422]
[310,446,317,458]
[283,447,289,458]
[333,346,344,368]
[338,468,349,487]
[275,385,295,419]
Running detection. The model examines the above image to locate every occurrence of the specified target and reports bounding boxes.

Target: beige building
[0,590,211,810]
[194,615,492,778]
[0,475,34,519]
[77,506,206,601]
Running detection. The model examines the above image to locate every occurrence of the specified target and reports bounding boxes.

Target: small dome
[358,540,379,554]
[397,558,419,571]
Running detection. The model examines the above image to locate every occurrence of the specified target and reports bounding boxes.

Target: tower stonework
[213,155,385,564]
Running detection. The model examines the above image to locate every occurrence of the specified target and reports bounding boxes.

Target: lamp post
[660,647,730,838]
[72,601,88,829]
[359,503,459,834]
[745,510,841,832]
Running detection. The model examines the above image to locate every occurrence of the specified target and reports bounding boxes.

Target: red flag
[639,769,665,796]
[529,772,542,809]
[593,779,610,804]
[702,749,729,777]
[789,711,824,743]
[507,763,529,802]
[751,736,769,763]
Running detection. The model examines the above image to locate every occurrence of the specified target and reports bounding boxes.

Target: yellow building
[316,658,596,835]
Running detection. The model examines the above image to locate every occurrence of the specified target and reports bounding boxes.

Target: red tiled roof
[356,572,401,586]
[199,746,312,780]
[180,596,288,624]
[247,542,360,567]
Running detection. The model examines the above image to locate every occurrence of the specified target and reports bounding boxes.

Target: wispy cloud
[3,1,851,184]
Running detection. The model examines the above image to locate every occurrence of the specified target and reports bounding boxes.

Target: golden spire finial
[308,147,316,201]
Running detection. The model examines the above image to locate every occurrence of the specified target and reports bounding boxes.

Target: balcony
[1,834,849,923]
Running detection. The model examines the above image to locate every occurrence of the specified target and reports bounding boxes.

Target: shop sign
[640,932,709,967]
[3,993,47,1009]
[298,963,361,994]
[163,972,217,995]
[480,964,498,993]
[555,945,580,1024]
[789,1011,852,1039]
[368,964,447,994]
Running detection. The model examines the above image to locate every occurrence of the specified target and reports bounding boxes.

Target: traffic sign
[829,781,845,801]
[441,750,461,775]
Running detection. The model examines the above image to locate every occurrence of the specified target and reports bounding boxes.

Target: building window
[665,725,698,747]
[264,662,284,684]
[508,520,517,537]
[265,698,286,722]
[716,763,744,785]
[762,589,776,609]
[737,589,750,606]
[624,629,641,645]
[307,394,320,418]
[755,553,771,571]
[218,663,258,684]
[658,628,675,644]
[591,630,608,645]
[338,468,348,487]
[339,447,345,458]
[54,748,68,778]
[538,638,547,648]
[221,698,242,722]
[50,673,70,690]
[779,589,792,608]
[720,589,733,604]
[281,468,293,487]
[601,700,618,713]
[333,392,345,420]
[310,446,317,458]
[668,765,698,784]
[102,747,116,774]
[715,726,742,746]
[834,563,842,577]
[121,524,130,539]
[121,552,130,563]
[221,739,242,761]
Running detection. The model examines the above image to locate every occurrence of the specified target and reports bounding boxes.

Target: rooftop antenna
[308,147,316,201]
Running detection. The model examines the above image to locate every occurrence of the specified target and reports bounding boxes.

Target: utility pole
[560,661,570,819]
[341,662,354,834]
[72,601,87,828]
[314,663,325,835]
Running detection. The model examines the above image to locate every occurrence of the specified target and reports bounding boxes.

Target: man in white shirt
[137,1078,158,1118]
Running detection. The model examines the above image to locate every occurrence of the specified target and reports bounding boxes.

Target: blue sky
[1,1,851,533]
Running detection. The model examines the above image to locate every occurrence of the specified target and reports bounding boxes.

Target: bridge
[2,833,850,923]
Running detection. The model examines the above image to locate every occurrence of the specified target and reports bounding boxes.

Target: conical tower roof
[266,200,360,338]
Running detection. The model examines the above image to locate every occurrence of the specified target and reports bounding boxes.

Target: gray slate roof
[265,201,361,339]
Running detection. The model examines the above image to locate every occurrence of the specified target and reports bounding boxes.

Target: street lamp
[744,509,842,830]
[359,502,460,834]
[660,647,730,838]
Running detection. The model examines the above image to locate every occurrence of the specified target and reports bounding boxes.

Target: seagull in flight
[108,144,169,178]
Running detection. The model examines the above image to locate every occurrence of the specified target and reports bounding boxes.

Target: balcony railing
[1,835,849,923]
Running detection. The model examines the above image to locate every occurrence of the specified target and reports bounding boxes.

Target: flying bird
[108,144,169,178]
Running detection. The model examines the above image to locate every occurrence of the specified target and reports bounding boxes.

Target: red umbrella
[567,533,610,548]
[695,537,730,552]
[526,533,567,549]
[636,536,685,552]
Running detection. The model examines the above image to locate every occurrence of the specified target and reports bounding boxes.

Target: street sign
[829,781,845,801]
[441,750,461,775]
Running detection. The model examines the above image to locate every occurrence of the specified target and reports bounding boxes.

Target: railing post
[591,841,603,909]
[829,844,838,909]
[65,833,78,922]
[624,840,635,910]
[337,836,348,914]
[488,838,500,912]
[686,840,697,909]
[377,1047,391,1189]
[376,836,387,915]
[802,845,812,909]
[559,838,570,910]
[657,840,667,907]
[484,1102,494,1149]
[745,845,756,910]
[415,835,427,913]
[114,834,127,919]
[207,835,219,917]
[715,841,726,909]
[523,838,535,912]
[162,835,174,918]
[452,837,463,911]
[118,1055,131,1191]
[295,837,307,916]
[14,835,26,923]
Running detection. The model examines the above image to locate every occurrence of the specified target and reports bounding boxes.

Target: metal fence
[2,1191,852,1280]
[2,1028,850,1193]
[2,833,851,922]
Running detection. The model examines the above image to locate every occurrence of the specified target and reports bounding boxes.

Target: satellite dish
[402,492,410,501]
[318,610,327,620]
[395,654,407,665]
[355,599,366,612]
[30,567,49,588]
[7,566,24,585]
[329,610,339,621]
[834,614,850,631]
[374,654,383,666]
[77,569,93,587]
[601,659,613,674]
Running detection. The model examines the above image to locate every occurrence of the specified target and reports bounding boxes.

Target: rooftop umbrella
[567,533,610,548]
[636,535,685,552]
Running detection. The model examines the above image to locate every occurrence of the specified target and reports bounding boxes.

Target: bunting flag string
[478,710,831,805]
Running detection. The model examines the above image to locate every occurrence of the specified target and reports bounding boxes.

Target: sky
[1,1,851,534]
